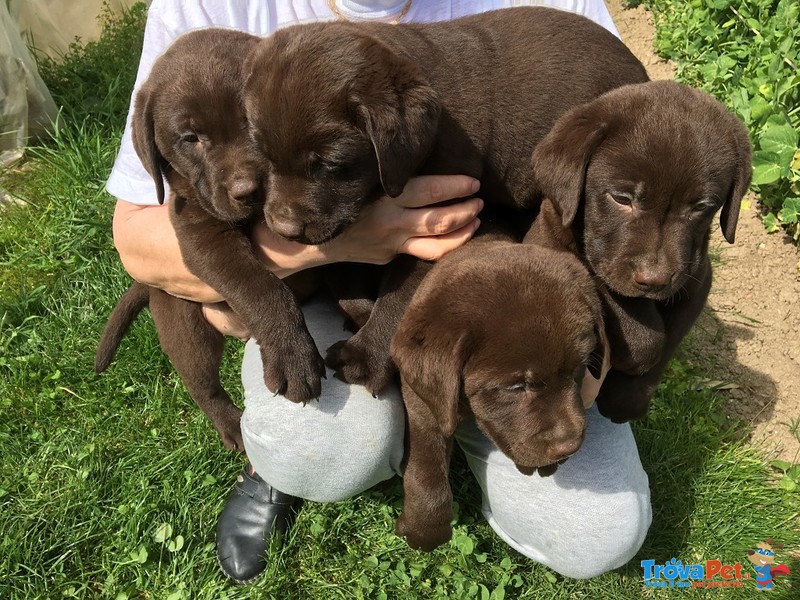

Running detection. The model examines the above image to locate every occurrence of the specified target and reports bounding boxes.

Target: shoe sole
[216,555,263,585]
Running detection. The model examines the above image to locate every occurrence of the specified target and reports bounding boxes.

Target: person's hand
[203,175,483,337]
[202,302,251,340]
[249,174,483,278]
[322,174,483,264]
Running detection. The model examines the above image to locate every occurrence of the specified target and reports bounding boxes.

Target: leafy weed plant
[1,4,798,599]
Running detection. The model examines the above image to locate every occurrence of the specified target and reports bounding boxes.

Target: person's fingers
[317,175,483,266]
[393,175,480,208]
[394,197,484,237]
[399,218,481,261]
[201,303,251,340]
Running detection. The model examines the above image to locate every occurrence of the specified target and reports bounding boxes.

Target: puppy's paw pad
[325,339,394,395]
[324,340,349,369]
[325,339,370,379]
[260,336,325,403]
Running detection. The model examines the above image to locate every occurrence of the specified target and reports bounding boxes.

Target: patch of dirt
[608,1,800,463]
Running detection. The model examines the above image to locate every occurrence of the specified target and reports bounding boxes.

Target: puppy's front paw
[597,397,650,423]
[325,334,395,396]
[260,329,325,403]
[212,403,244,451]
[613,336,665,375]
[596,371,653,423]
[395,512,452,552]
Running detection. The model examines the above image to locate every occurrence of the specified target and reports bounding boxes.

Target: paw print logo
[747,539,791,591]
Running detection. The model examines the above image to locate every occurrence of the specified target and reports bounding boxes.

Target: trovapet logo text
[641,558,748,589]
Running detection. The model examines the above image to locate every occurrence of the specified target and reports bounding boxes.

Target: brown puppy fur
[390,226,607,551]
[529,81,753,422]
[96,29,325,450]
[243,6,649,393]
[129,28,326,404]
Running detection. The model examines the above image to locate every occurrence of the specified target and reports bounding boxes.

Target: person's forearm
[113,200,224,302]
[112,175,481,305]
[112,200,335,303]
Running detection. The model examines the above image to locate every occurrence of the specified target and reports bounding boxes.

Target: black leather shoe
[216,467,301,584]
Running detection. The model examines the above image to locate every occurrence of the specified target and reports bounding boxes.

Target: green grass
[1,4,798,599]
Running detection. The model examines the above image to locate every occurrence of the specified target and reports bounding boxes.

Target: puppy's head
[132,29,264,222]
[532,80,752,301]
[391,243,606,476]
[243,23,441,243]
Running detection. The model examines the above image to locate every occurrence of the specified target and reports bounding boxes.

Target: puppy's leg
[395,379,455,551]
[322,263,381,332]
[326,256,430,395]
[283,268,324,304]
[149,289,244,450]
[597,257,712,422]
[171,198,325,403]
[601,290,666,375]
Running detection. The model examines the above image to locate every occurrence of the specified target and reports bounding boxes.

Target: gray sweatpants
[240,297,652,579]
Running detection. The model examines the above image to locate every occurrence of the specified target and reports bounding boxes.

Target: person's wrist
[316,233,382,265]
[252,224,336,276]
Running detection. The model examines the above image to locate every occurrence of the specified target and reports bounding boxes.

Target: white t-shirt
[106,0,619,205]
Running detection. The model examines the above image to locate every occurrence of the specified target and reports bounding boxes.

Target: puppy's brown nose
[548,437,583,461]
[228,177,259,201]
[633,268,671,290]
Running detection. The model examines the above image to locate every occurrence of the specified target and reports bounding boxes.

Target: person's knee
[552,492,651,578]
[237,300,406,503]
[466,407,652,578]
[240,392,404,503]
[491,488,652,579]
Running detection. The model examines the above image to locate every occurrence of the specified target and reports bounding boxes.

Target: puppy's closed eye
[689,198,720,215]
[310,158,352,178]
[607,192,633,208]
[179,131,200,144]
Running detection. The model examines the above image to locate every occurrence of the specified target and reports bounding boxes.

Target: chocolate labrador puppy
[97,28,325,450]
[242,6,649,394]
[390,226,608,551]
[528,80,753,422]
[128,27,326,404]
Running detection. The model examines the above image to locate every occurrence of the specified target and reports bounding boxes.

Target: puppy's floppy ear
[588,319,610,381]
[391,309,468,437]
[532,103,609,227]
[131,88,167,205]
[719,113,753,244]
[578,281,610,409]
[582,272,609,381]
[349,39,441,198]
